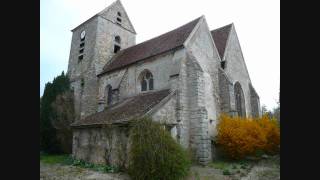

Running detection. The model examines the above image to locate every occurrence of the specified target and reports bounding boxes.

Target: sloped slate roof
[99,17,201,75]
[211,24,232,59]
[71,89,170,127]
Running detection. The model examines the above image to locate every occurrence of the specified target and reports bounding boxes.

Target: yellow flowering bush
[216,114,280,159]
[258,115,280,153]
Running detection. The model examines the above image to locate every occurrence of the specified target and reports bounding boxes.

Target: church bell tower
[67,0,136,120]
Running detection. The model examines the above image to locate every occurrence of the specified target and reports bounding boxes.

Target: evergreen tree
[40,71,71,153]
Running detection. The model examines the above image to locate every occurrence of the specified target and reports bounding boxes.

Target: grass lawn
[40,153,72,165]
[40,153,118,173]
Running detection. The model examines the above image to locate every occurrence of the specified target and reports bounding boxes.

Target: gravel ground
[40,155,279,180]
[40,162,130,180]
[241,155,280,180]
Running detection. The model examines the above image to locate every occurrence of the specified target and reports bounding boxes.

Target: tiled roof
[71,89,171,127]
[99,17,201,75]
[211,24,232,59]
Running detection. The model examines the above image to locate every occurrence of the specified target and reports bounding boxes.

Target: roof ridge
[211,23,233,33]
[117,16,202,53]
[138,16,201,44]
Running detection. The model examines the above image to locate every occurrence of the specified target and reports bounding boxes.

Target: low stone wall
[72,125,130,168]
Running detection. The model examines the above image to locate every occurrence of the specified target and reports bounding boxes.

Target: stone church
[68,0,261,166]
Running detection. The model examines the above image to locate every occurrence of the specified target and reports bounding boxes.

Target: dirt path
[241,155,280,180]
[187,155,280,180]
[187,165,232,180]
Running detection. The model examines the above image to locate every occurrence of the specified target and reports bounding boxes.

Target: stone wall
[223,25,254,117]
[151,94,178,125]
[97,48,184,107]
[184,17,221,138]
[94,16,136,75]
[249,83,260,117]
[150,93,178,139]
[67,16,100,120]
[180,17,227,164]
[67,17,98,81]
[218,68,233,115]
[72,126,130,168]
[175,51,190,149]
[185,52,211,164]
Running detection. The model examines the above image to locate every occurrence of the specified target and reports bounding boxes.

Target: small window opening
[80,37,85,41]
[116,12,122,25]
[210,119,213,124]
[221,61,226,69]
[80,78,84,87]
[80,42,85,48]
[79,49,84,54]
[114,45,121,53]
[78,55,83,61]
[115,36,121,44]
[107,85,113,105]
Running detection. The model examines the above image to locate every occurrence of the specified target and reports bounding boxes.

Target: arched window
[105,85,113,105]
[117,12,121,17]
[139,70,154,92]
[234,82,246,117]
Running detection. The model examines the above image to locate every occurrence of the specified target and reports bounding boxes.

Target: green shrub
[128,117,191,180]
[223,169,231,175]
[69,157,118,173]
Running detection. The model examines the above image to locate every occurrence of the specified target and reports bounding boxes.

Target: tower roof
[210,24,233,59]
[71,0,136,33]
[99,16,202,75]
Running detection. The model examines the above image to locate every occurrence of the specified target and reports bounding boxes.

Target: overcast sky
[40,0,279,110]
